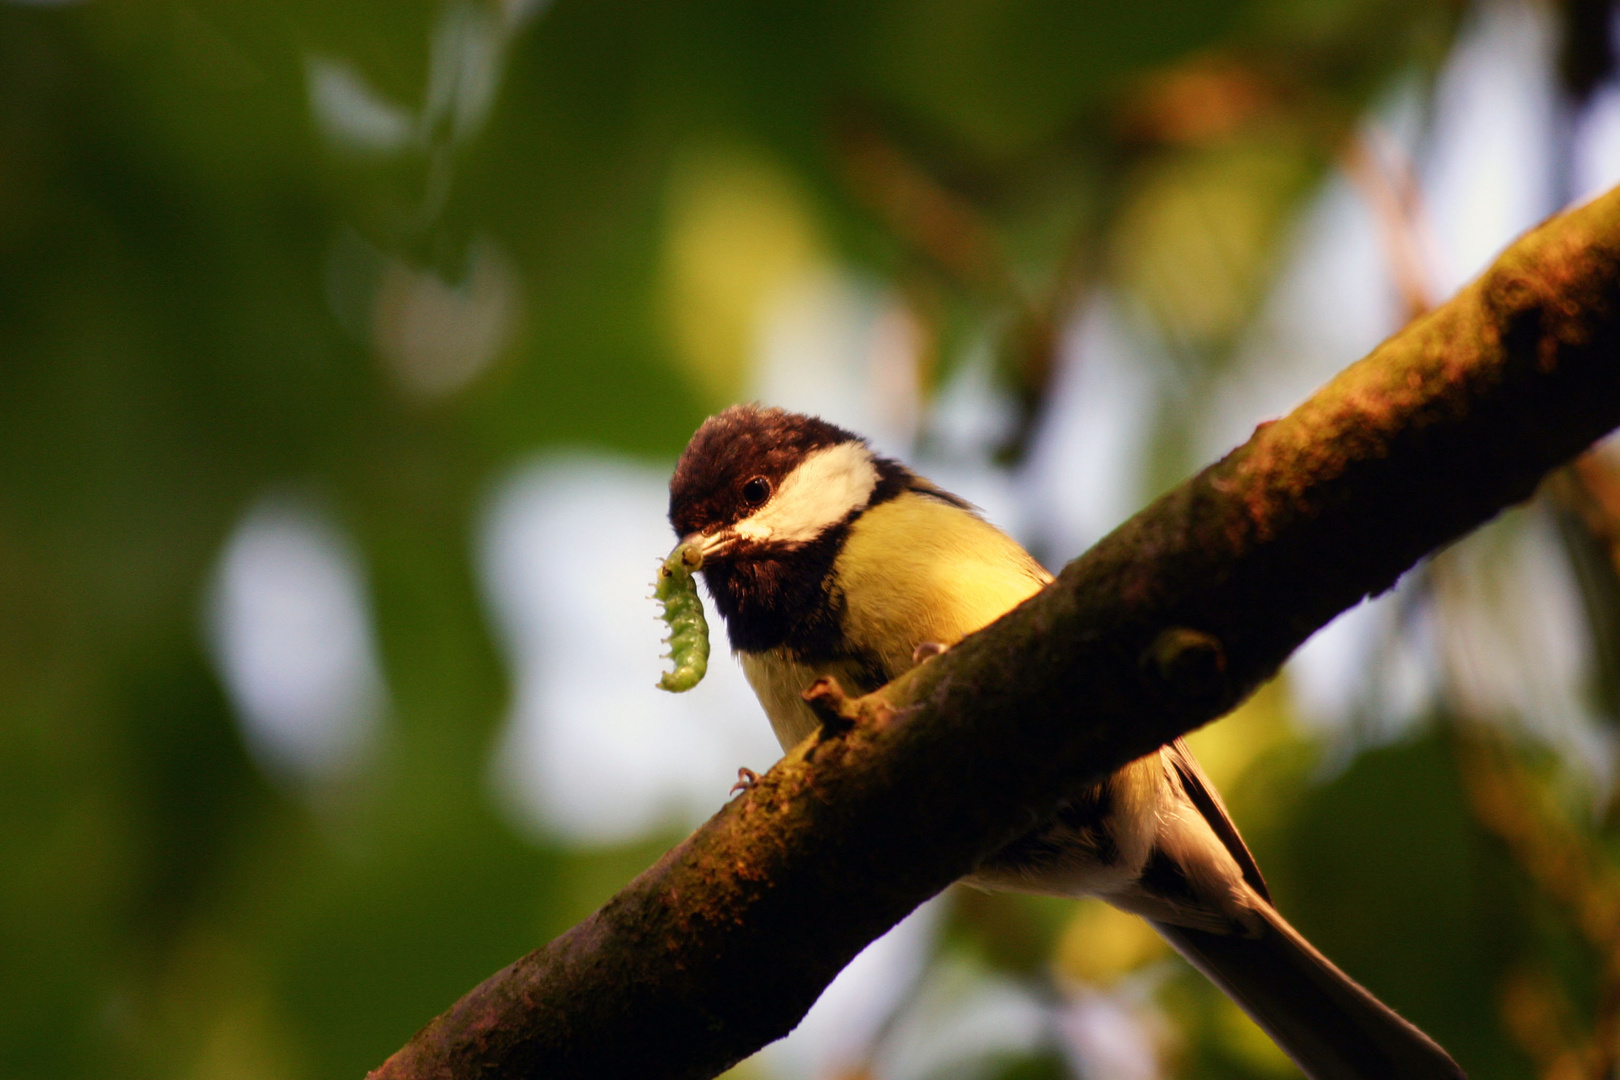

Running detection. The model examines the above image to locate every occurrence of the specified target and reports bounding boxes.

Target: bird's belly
[738,648,878,750]
[965,754,1164,901]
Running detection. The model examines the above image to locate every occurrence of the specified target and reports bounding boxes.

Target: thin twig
[1340,127,1439,323]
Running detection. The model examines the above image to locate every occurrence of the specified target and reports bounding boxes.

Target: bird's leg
[801,675,857,734]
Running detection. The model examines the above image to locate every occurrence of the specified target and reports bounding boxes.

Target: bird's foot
[730,767,760,796]
[802,675,857,734]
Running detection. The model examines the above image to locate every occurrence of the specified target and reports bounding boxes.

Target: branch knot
[1143,627,1228,706]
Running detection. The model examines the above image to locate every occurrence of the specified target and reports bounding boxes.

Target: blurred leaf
[1275,733,1530,1079]
[307,56,418,154]
[1110,137,1319,349]
[1053,897,1170,986]
[660,147,829,407]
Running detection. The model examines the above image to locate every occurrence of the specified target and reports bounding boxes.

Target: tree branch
[370,186,1620,1080]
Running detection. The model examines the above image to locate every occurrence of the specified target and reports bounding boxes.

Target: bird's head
[668,404,885,558]
[668,404,896,651]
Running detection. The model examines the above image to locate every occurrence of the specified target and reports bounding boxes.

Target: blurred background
[8,0,1620,1077]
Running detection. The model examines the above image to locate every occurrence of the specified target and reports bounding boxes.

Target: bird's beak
[682,530,729,561]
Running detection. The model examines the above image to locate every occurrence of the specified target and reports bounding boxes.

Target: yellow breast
[741,491,1051,750]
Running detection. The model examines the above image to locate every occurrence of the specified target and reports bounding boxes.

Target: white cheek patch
[732,442,879,547]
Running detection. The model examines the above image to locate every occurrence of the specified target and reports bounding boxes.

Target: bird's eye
[741,476,771,506]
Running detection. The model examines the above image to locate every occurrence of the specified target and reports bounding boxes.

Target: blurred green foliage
[5,1,1609,1078]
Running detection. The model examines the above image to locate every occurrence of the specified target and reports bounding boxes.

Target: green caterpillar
[654,541,709,692]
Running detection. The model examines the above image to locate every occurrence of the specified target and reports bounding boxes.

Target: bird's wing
[1163,737,1271,903]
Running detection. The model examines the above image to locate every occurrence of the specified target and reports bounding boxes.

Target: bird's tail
[1150,900,1465,1080]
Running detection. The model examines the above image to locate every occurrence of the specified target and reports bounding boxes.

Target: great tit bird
[668,404,1464,1080]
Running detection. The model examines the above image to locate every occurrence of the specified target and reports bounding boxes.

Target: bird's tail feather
[1150,901,1465,1080]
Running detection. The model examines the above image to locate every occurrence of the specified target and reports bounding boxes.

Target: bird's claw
[730,767,760,796]
[912,641,948,664]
